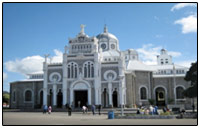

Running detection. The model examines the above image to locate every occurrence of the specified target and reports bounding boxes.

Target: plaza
[3,112,197,125]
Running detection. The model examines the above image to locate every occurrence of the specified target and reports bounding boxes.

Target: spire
[104,24,108,33]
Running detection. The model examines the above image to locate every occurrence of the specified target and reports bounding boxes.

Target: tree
[3,93,10,104]
[184,61,197,112]
[184,61,198,98]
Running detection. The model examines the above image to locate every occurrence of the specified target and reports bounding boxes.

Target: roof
[10,79,43,84]
[126,60,155,71]
[96,32,118,41]
[153,74,186,78]
[150,64,188,70]
[27,71,44,75]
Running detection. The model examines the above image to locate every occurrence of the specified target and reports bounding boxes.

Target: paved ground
[3,112,197,125]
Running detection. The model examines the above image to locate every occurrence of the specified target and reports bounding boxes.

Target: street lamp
[173,63,176,105]
[119,75,125,116]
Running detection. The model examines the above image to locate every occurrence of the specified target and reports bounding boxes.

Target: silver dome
[96,25,118,41]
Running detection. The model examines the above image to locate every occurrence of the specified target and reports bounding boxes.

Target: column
[148,72,152,99]
[98,88,102,105]
[88,87,91,105]
[43,61,48,106]
[95,88,99,105]
[94,52,99,105]
[108,82,112,107]
[62,52,67,107]
[70,88,73,105]
[53,84,57,107]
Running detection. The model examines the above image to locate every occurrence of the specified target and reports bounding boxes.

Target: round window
[111,44,115,49]
[101,43,106,50]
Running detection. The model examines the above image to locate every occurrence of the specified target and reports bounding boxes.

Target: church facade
[10,25,192,109]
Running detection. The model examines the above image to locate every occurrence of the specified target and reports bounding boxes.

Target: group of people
[43,105,52,114]
[137,105,159,115]
[82,104,102,115]
[42,104,102,116]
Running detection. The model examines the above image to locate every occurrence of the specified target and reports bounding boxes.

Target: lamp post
[173,63,176,105]
[119,75,124,116]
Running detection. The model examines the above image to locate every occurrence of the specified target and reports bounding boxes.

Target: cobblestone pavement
[3,112,197,125]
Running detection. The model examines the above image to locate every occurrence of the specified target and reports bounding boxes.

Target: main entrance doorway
[74,90,88,108]
[112,91,118,107]
[57,90,63,108]
[155,87,165,106]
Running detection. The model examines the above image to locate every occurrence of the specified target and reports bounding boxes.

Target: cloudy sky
[3,3,197,91]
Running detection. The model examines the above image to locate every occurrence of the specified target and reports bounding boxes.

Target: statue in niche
[107,73,113,82]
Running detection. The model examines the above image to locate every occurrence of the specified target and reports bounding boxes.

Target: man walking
[91,104,96,115]
[98,104,101,115]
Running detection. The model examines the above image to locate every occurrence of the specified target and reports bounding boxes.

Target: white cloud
[3,72,8,81]
[4,49,63,75]
[171,3,197,11]
[50,49,63,63]
[136,44,162,65]
[174,15,197,34]
[175,60,195,67]
[168,51,181,57]
[136,44,182,65]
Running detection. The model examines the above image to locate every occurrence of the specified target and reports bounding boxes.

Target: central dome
[96,25,118,41]
[96,25,119,52]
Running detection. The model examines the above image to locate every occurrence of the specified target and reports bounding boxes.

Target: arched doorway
[74,90,87,108]
[155,87,165,106]
[40,91,43,107]
[112,90,118,107]
[57,90,63,108]
[71,81,91,108]
[48,89,53,106]
[102,88,108,108]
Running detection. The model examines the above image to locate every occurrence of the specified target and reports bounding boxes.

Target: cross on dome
[104,24,108,33]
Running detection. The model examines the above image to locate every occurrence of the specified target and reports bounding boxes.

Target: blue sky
[3,3,197,92]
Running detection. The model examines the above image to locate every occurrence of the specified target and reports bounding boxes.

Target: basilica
[10,25,192,110]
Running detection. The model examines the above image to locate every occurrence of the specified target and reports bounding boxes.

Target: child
[48,106,52,114]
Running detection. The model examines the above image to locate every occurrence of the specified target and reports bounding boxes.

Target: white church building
[10,25,192,109]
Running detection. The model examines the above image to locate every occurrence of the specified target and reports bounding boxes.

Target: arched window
[83,61,94,78]
[140,87,147,100]
[67,62,78,79]
[75,65,77,78]
[67,65,70,78]
[176,87,184,99]
[25,90,32,101]
[88,62,90,77]
[91,64,94,77]
[84,64,87,77]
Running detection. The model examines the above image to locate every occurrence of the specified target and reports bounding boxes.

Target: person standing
[43,105,46,114]
[48,106,52,114]
[91,105,96,115]
[43,105,48,114]
[68,106,72,116]
[82,106,87,114]
[98,104,101,115]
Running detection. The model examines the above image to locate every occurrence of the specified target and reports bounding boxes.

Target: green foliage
[148,99,155,105]
[3,93,10,104]
[184,61,198,98]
